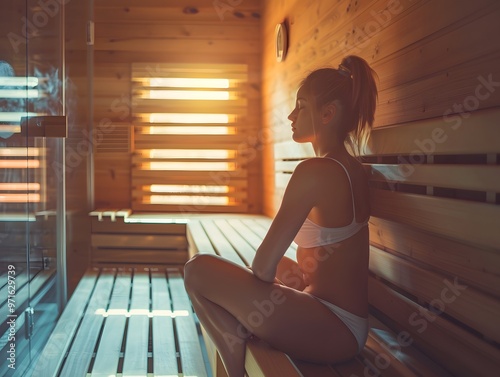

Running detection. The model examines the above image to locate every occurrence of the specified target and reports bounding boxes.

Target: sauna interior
[1,0,499,376]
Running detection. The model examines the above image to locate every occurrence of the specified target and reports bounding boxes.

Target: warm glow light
[0,148,42,157]
[149,195,229,206]
[150,184,229,194]
[0,160,40,168]
[0,125,20,133]
[149,113,230,124]
[0,183,40,191]
[148,149,233,159]
[147,161,234,171]
[149,126,233,135]
[0,77,39,87]
[149,77,229,88]
[94,308,189,318]
[0,89,39,98]
[0,112,40,122]
[146,90,230,100]
[0,193,40,203]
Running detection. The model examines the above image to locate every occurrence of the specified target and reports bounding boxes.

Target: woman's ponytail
[339,55,378,157]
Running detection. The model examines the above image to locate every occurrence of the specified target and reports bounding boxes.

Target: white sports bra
[293,157,369,248]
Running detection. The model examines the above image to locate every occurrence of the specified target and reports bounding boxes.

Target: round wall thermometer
[275,22,288,62]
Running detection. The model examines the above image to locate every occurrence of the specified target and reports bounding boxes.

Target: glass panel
[0,0,65,374]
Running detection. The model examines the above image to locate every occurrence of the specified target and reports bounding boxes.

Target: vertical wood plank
[60,269,115,377]
[31,269,98,377]
[122,269,151,376]
[151,269,178,376]
[91,269,132,377]
[168,268,208,377]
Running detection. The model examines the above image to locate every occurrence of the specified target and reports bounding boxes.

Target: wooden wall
[261,0,500,214]
[93,0,263,212]
[261,1,500,375]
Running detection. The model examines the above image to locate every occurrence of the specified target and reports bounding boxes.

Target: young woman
[184,55,378,377]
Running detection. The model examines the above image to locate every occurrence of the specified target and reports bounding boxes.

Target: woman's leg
[184,254,358,377]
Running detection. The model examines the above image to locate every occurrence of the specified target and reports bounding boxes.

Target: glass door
[0,1,66,375]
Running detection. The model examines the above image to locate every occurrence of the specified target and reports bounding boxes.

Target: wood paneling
[93,0,263,212]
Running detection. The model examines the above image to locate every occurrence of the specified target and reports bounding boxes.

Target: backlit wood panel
[93,0,262,211]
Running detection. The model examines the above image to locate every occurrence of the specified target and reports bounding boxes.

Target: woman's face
[287,86,317,143]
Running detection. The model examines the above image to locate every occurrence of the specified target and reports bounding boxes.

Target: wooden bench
[267,107,500,377]
[187,216,454,377]
[28,266,210,377]
[89,209,189,266]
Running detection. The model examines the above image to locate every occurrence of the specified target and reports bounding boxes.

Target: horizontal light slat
[133,99,247,113]
[142,161,236,171]
[135,149,236,159]
[132,177,247,187]
[132,171,248,183]
[131,62,249,212]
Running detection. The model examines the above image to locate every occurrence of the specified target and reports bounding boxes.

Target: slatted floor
[34,267,210,377]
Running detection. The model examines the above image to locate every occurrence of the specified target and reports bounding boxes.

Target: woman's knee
[184,253,216,290]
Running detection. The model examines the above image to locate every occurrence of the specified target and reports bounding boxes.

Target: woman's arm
[275,256,307,290]
[251,159,320,282]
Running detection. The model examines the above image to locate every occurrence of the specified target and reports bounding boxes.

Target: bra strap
[323,157,357,220]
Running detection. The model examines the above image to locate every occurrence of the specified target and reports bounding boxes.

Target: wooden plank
[151,269,178,376]
[91,218,186,234]
[186,220,217,257]
[368,164,500,192]
[245,339,302,377]
[122,269,150,376]
[91,233,187,249]
[229,219,269,250]
[91,248,188,265]
[240,218,297,260]
[31,269,98,377]
[199,325,227,377]
[213,219,257,265]
[294,360,341,377]
[167,268,208,377]
[370,188,500,250]
[95,5,261,24]
[368,217,500,298]
[368,276,500,377]
[60,269,115,376]
[97,22,260,40]
[132,202,249,213]
[200,220,246,266]
[368,316,453,377]
[366,108,500,156]
[361,335,420,377]
[369,246,500,343]
[91,269,132,377]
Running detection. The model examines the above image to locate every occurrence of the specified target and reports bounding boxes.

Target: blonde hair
[301,55,378,158]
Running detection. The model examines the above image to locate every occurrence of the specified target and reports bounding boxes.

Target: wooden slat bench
[268,107,500,377]
[186,216,454,377]
[28,267,209,377]
[89,209,189,266]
